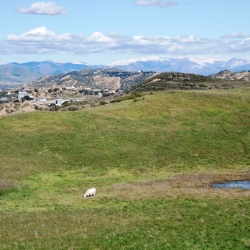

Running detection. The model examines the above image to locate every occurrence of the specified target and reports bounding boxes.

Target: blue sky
[1,0,250,64]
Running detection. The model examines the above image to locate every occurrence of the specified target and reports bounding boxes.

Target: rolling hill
[0,88,249,249]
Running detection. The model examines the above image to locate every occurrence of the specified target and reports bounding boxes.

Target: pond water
[213,180,250,189]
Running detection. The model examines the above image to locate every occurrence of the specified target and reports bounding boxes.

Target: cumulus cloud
[134,0,179,8]
[87,32,115,43]
[1,26,250,57]
[16,2,68,15]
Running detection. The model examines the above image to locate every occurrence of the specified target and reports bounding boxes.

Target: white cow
[83,187,96,198]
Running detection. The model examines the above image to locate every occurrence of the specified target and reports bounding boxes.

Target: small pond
[213,180,250,189]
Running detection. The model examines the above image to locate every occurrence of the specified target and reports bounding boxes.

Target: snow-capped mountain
[109,57,250,76]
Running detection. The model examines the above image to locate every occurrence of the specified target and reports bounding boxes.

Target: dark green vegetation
[110,91,144,103]
[0,89,250,249]
[130,72,250,92]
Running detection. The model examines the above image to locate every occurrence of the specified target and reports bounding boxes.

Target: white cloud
[87,32,115,43]
[7,26,71,42]
[134,0,179,8]
[2,27,250,58]
[16,2,68,15]
[221,32,247,39]
[135,0,162,6]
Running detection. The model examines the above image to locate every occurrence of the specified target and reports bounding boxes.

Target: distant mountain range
[111,57,250,75]
[0,61,101,86]
[0,57,250,90]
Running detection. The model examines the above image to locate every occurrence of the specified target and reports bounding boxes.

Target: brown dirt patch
[104,172,250,200]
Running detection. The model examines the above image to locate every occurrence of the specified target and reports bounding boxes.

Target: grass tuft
[0,179,19,196]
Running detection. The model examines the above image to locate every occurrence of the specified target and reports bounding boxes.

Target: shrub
[111,92,143,103]
[100,101,108,105]
[62,101,71,107]
[68,105,79,111]
[23,96,33,101]
[131,92,143,99]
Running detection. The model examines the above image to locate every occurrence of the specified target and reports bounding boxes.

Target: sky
[1,0,250,65]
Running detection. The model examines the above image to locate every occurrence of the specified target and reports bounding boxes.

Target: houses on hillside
[0,86,122,108]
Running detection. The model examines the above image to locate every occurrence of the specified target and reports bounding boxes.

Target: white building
[0,97,8,102]
[36,97,46,102]
[55,99,63,105]
[55,99,69,105]
[63,86,75,90]
[18,91,27,99]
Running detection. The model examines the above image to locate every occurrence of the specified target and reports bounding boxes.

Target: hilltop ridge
[18,68,157,92]
[128,72,238,92]
[210,70,250,81]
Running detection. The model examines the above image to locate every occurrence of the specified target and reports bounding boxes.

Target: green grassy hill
[0,88,250,249]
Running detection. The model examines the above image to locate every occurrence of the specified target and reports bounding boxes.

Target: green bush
[111,92,144,103]
[130,92,143,99]
[67,105,80,111]
[100,101,108,105]
[23,96,33,101]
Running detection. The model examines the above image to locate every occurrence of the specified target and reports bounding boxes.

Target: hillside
[1,70,248,116]
[128,72,237,92]
[210,70,250,81]
[20,68,157,91]
[0,89,250,249]
[20,69,250,94]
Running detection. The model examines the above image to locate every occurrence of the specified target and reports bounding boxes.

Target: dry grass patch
[0,179,19,196]
[103,172,250,200]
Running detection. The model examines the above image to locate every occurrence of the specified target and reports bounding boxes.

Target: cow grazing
[83,187,96,198]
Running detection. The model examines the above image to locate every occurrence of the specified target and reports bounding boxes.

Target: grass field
[0,88,250,249]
